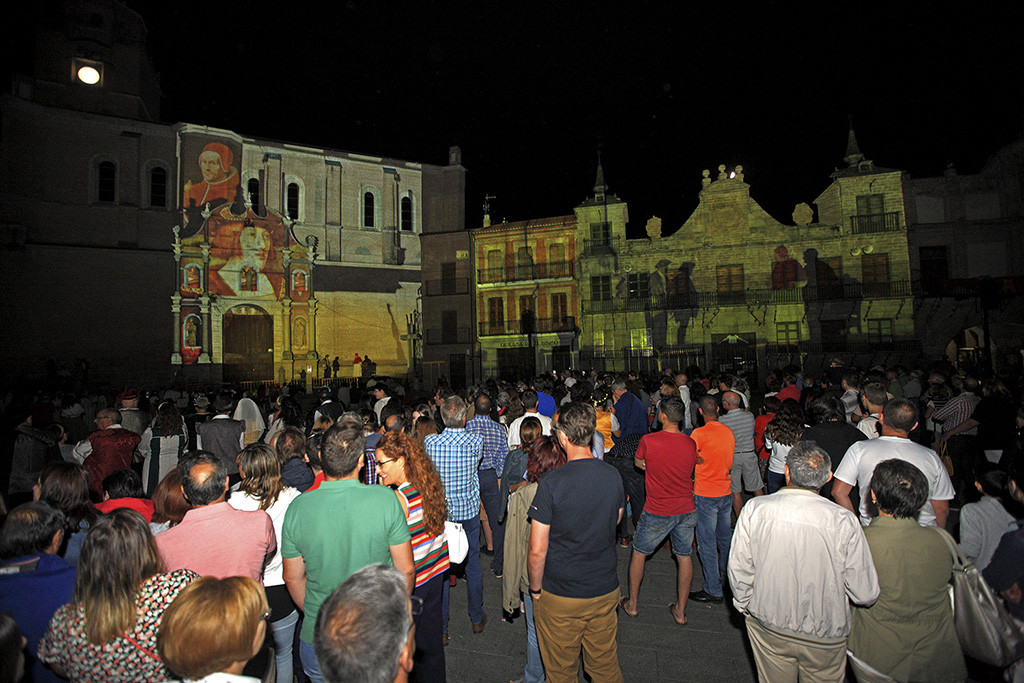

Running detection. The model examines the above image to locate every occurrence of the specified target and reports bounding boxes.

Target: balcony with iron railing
[581,280,914,313]
[850,211,902,234]
[581,237,621,258]
[479,316,576,337]
[423,277,471,296]
[424,327,472,345]
[477,261,575,284]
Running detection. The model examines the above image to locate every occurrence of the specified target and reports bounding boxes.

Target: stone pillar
[307,296,318,365]
[171,294,183,364]
[282,299,293,361]
[171,226,183,364]
[199,295,212,364]
[199,243,212,364]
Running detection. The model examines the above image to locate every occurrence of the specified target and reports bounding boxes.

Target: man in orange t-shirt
[689,395,735,603]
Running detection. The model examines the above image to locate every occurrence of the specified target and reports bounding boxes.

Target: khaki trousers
[534,588,623,683]
[745,616,847,683]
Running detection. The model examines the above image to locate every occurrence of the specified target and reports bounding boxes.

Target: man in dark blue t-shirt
[528,401,624,683]
[612,379,647,437]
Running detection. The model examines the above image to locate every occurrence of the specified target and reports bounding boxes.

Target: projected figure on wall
[293,270,307,294]
[184,317,198,347]
[771,245,806,290]
[183,264,202,294]
[209,221,283,297]
[183,142,240,210]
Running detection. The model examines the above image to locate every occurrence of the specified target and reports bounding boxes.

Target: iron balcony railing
[581,280,913,313]
[424,327,472,345]
[477,261,575,284]
[581,237,620,257]
[423,277,470,296]
[850,211,902,234]
[478,316,576,337]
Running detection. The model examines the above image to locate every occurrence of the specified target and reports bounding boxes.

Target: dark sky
[14,2,1024,234]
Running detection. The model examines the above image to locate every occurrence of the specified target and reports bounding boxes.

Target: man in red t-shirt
[690,395,735,604]
[619,396,699,625]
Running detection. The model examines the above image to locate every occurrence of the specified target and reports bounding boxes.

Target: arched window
[247,178,261,212]
[286,182,300,220]
[401,195,413,231]
[363,191,376,228]
[148,166,167,208]
[97,161,116,203]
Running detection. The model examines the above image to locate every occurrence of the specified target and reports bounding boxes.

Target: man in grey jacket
[728,441,879,683]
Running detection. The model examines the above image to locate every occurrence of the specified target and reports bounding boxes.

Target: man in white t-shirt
[833,398,955,528]
[855,381,887,439]
[507,390,552,449]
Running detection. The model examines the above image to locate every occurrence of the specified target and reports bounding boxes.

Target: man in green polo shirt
[283,423,414,683]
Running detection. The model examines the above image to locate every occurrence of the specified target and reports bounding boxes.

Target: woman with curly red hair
[375,431,449,682]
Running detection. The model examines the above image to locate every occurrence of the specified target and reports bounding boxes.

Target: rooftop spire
[594,148,607,201]
[843,117,866,166]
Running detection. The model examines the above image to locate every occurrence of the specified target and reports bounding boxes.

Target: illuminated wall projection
[175,131,310,369]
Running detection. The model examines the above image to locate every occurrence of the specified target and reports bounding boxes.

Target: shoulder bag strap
[932,525,968,572]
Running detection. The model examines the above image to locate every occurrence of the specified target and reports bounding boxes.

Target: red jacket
[96,497,155,521]
[86,428,141,498]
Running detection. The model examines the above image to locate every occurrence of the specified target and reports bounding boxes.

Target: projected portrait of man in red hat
[183,142,240,210]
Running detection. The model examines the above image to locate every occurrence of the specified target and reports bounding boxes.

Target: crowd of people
[0,358,1022,682]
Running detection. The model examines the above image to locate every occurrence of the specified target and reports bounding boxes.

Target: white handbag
[444,520,469,564]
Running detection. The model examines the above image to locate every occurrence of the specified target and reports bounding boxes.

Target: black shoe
[689,590,724,604]
[492,567,503,578]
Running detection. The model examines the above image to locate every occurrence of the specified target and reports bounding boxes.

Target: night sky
[10,2,1024,234]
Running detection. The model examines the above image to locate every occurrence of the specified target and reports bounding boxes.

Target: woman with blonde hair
[38,508,198,681]
[228,443,301,683]
[375,431,449,682]
[159,576,269,683]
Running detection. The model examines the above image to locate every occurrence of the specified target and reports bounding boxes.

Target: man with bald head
[719,391,763,518]
[155,450,275,579]
[71,407,141,499]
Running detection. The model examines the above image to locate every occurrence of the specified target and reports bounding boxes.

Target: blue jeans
[411,573,446,683]
[271,609,298,683]
[523,593,545,683]
[443,514,485,627]
[478,469,505,572]
[694,494,733,597]
[299,639,323,683]
[765,469,786,494]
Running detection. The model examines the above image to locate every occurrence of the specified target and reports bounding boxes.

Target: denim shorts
[632,509,697,556]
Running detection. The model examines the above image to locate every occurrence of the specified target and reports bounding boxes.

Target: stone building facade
[576,136,918,381]
[904,135,1024,374]
[0,0,466,386]
[471,213,579,380]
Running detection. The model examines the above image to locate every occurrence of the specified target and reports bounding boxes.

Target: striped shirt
[931,392,980,435]
[398,483,449,587]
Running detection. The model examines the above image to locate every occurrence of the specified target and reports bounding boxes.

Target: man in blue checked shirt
[465,393,509,578]
[424,396,488,634]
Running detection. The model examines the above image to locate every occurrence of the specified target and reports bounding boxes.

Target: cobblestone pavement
[444,541,758,682]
